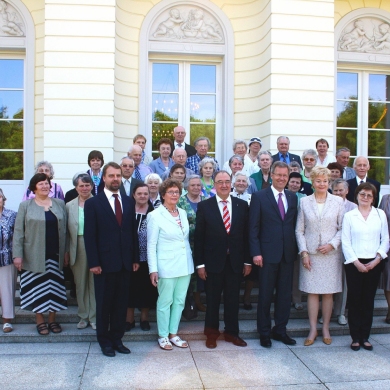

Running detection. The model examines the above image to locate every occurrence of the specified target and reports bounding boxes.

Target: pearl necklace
[164,206,178,213]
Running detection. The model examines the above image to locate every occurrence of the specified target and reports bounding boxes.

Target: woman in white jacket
[147,178,194,350]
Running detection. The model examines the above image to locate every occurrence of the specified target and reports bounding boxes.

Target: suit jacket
[346,177,381,207]
[272,152,302,168]
[65,195,93,266]
[149,157,175,178]
[295,194,344,255]
[119,178,143,198]
[249,187,298,263]
[194,196,250,273]
[84,191,139,273]
[171,143,196,158]
[146,206,194,278]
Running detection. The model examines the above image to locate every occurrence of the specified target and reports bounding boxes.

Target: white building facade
[0,0,389,210]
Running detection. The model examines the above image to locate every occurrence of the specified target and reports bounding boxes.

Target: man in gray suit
[336,147,356,180]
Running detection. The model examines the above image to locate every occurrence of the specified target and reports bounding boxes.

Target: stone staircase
[1,286,390,343]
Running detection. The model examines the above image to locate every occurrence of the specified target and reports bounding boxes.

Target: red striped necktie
[221,200,230,234]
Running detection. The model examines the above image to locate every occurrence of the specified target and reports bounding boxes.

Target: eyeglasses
[304,158,316,162]
[358,192,373,199]
[215,180,231,186]
[121,164,134,168]
[166,191,180,196]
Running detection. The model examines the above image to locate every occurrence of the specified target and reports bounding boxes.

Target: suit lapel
[97,192,119,226]
[70,199,79,228]
[266,187,282,219]
[308,195,320,219]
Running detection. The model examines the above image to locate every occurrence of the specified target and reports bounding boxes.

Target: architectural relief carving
[0,0,24,36]
[151,6,223,43]
[338,17,390,54]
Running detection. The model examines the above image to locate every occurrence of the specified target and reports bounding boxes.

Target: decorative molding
[150,6,224,43]
[0,0,25,37]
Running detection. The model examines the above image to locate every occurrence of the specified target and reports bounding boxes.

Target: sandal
[169,335,188,348]
[36,323,49,335]
[48,322,62,334]
[3,323,13,333]
[158,337,173,350]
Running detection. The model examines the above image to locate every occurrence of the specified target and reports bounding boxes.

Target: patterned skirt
[20,257,67,313]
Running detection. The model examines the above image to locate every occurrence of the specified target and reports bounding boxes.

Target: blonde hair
[310,166,331,181]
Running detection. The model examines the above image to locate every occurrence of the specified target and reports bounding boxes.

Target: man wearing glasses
[119,156,143,197]
[194,171,251,349]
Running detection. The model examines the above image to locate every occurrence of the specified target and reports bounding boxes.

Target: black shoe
[113,344,131,354]
[272,332,296,346]
[140,321,150,331]
[101,346,115,357]
[260,336,272,348]
[224,333,247,347]
[243,303,253,311]
[125,321,135,332]
[350,340,360,351]
[361,339,373,351]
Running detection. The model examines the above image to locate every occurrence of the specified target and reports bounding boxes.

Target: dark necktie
[112,194,122,226]
[278,193,285,220]
[282,154,287,163]
[134,166,142,180]
[360,180,364,184]
[177,143,182,147]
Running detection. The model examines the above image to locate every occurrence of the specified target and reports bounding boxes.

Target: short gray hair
[194,136,211,148]
[172,148,187,157]
[277,136,290,144]
[198,157,217,175]
[289,161,301,169]
[73,173,93,187]
[336,147,350,156]
[183,174,201,190]
[35,161,55,179]
[331,178,349,190]
[302,149,318,160]
[353,156,369,168]
[232,139,247,152]
[232,171,250,185]
[128,144,142,155]
[257,150,273,161]
[0,188,6,202]
[120,156,134,164]
[228,154,244,166]
[270,161,290,174]
[144,173,162,184]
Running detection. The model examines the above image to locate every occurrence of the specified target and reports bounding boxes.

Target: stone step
[2,316,390,344]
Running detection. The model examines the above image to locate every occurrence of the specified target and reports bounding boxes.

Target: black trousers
[204,257,241,338]
[257,259,294,336]
[94,269,130,348]
[345,258,384,341]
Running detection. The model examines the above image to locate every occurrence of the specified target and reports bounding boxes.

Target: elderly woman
[289,161,301,173]
[296,166,344,346]
[247,137,262,164]
[65,173,96,330]
[147,178,194,350]
[87,150,105,196]
[228,155,257,194]
[222,140,258,176]
[126,183,156,332]
[343,183,389,351]
[14,173,67,335]
[232,171,252,205]
[301,149,318,185]
[133,134,152,166]
[149,138,174,178]
[250,151,273,191]
[0,189,17,333]
[178,175,206,312]
[168,164,188,196]
[22,161,64,200]
[199,157,217,198]
[327,162,343,191]
[145,173,162,208]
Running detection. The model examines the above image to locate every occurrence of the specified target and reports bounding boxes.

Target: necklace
[164,205,178,213]
[315,196,326,203]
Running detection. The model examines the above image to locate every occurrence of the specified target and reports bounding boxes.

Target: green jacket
[250,170,272,191]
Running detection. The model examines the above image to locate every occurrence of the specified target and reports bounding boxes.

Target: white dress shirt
[355,175,367,185]
[342,207,389,264]
[104,188,123,213]
[122,177,132,196]
[270,185,287,212]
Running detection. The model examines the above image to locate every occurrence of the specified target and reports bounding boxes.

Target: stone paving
[1,334,390,389]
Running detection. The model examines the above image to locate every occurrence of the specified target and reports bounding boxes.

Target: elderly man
[186,136,219,175]
[171,126,196,157]
[346,156,381,207]
[161,148,196,180]
[127,144,152,181]
[119,156,143,197]
[336,147,356,180]
[272,136,302,168]
[222,139,259,176]
[316,138,336,167]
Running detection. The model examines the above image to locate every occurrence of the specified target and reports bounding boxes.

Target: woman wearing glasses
[147,178,194,350]
[300,149,318,195]
[342,182,389,351]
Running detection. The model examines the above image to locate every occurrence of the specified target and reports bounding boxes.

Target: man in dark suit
[249,161,298,348]
[171,126,196,157]
[84,162,139,357]
[346,156,381,207]
[119,156,143,197]
[194,171,252,349]
[272,136,302,168]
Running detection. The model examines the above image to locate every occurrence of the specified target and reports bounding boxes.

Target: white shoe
[318,317,323,324]
[337,315,347,325]
[77,320,88,329]
[90,322,97,330]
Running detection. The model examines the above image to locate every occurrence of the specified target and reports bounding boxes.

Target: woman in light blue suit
[147,178,194,350]
[149,138,175,178]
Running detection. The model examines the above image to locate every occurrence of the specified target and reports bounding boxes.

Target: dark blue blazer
[346,177,381,208]
[84,192,139,273]
[249,187,298,263]
[272,152,302,169]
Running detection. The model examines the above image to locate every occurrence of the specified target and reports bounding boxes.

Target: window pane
[337,72,357,99]
[0,120,23,149]
[190,65,216,93]
[0,151,23,180]
[190,95,215,122]
[336,129,357,156]
[368,102,390,130]
[0,59,24,89]
[152,63,178,92]
[152,122,176,152]
[337,101,357,128]
[190,124,215,153]
[0,91,23,119]
[369,74,390,102]
[368,158,390,185]
[152,94,178,121]
[368,130,390,157]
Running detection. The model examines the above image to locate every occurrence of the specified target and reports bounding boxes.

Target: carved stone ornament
[0,0,25,37]
[150,6,224,43]
[338,17,390,54]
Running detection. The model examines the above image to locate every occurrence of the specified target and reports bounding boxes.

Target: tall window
[151,61,218,157]
[0,58,24,179]
[336,70,390,185]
